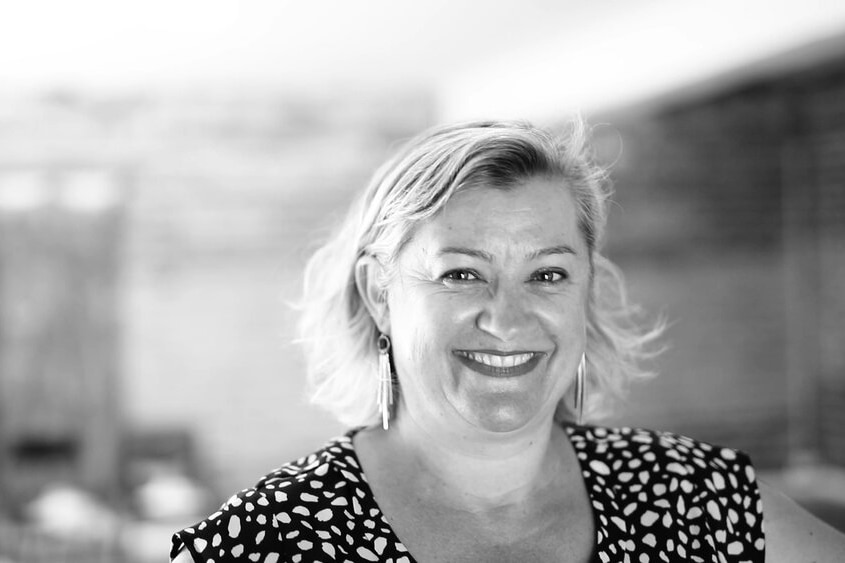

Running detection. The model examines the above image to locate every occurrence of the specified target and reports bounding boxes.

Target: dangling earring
[377,333,394,430]
[574,353,586,425]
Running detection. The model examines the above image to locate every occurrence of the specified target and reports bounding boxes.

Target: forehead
[407,177,585,256]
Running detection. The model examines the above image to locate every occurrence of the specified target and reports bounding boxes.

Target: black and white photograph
[1,1,845,561]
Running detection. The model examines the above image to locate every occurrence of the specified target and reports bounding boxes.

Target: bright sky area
[2,0,845,117]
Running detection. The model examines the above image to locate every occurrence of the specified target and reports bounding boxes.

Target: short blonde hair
[297,119,663,427]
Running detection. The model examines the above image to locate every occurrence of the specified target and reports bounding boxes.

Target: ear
[355,255,391,334]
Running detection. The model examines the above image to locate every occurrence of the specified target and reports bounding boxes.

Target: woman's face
[384,176,590,434]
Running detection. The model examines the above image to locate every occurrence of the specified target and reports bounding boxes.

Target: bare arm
[760,479,845,562]
[171,547,195,563]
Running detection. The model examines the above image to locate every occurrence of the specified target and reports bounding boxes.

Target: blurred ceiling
[2,0,845,118]
[0,0,617,92]
[439,0,845,119]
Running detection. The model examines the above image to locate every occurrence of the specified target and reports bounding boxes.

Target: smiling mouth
[453,350,543,377]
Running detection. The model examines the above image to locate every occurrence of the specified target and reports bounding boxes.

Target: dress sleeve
[170,488,283,563]
[699,446,766,561]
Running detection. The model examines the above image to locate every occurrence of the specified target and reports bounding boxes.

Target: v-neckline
[342,425,606,563]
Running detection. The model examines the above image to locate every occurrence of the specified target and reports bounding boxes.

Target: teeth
[460,351,535,368]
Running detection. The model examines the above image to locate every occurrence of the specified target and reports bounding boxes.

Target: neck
[386,409,567,511]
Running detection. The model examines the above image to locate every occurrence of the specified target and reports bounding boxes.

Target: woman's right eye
[442,269,480,283]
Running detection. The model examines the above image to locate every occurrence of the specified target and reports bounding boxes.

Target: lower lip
[453,352,543,378]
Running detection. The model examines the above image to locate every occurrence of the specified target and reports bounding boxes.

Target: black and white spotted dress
[171,426,765,562]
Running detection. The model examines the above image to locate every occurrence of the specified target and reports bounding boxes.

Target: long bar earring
[574,353,586,425]
[377,334,394,430]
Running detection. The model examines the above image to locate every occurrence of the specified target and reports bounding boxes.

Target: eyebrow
[527,245,578,259]
[437,244,577,261]
[438,246,493,261]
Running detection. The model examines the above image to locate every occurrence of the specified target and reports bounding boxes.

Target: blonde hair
[297,119,663,427]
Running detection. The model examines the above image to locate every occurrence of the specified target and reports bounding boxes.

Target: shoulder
[568,425,766,559]
[758,479,845,562]
[170,433,364,562]
[569,425,757,484]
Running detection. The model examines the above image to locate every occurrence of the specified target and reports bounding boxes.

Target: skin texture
[759,479,845,562]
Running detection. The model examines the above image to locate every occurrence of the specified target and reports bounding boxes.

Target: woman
[171,120,845,562]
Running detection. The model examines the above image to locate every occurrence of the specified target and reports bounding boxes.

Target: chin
[460,397,543,433]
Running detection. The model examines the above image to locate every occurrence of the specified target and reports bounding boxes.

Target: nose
[475,285,536,342]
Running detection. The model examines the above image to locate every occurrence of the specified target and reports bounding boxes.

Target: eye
[530,268,568,284]
[442,269,481,283]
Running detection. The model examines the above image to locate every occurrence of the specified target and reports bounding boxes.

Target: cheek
[542,292,588,342]
[391,322,448,401]
[569,279,590,325]
[404,325,435,367]
[388,291,451,366]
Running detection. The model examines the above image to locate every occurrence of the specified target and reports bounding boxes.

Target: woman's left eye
[530,269,568,283]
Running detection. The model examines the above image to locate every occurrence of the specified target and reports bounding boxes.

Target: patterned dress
[171,425,766,562]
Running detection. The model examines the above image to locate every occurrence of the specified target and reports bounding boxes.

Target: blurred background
[1,0,844,560]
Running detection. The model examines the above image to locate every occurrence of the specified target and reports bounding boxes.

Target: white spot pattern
[571,426,765,563]
[172,426,765,561]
